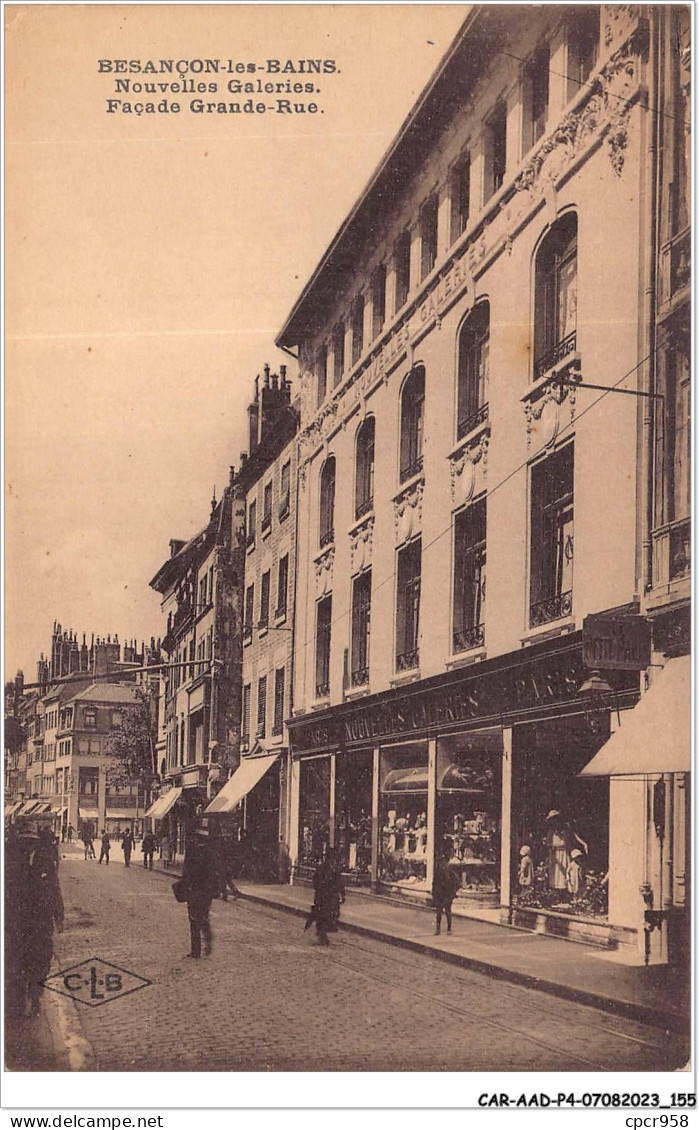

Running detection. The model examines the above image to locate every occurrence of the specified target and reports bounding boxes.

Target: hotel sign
[582,615,651,671]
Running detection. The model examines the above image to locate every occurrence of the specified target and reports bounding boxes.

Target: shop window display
[379,745,429,892]
[334,751,372,882]
[512,718,609,918]
[436,732,501,903]
[298,756,331,869]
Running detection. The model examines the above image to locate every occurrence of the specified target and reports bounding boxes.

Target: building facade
[273,6,689,960]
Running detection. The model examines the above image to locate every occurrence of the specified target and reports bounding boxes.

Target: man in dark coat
[98,830,110,865]
[141,831,156,870]
[121,829,134,867]
[180,833,220,959]
[23,832,65,1014]
[309,847,345,946]
[432,844,460,936]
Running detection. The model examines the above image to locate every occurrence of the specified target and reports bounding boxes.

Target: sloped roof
[71,683,141,705]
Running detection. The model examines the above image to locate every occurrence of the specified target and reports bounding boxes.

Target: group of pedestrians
[5,823,64,1019]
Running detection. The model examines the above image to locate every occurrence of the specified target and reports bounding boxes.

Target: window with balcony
[260,570,271,629]
[244,583,255,642]
[371,263,386,339]
[450,153,471,243]
[534,212,577,379]
[484,101,507,201]
[523,44,550,153]
[355,416,375,519]
[262,482,272,534]
[242,683,251,745]
[247,499,257,549]
[279,460,291,521]
[351,293,365,365]
[256,675,267,738]
[319,456,336,548]
[332,322,345,387]
[273,667,285,736]
[351,570,372,687]
[396,538,421,671]
[399,366,425,483]
[566,8,599,101]
[453,498,486,652]
[394,230,411,312]
[315,595,332,698]
[457,301,490,439]
[316,345,328,408]
[530,443,574,627]
[276,553,289,619]
[420,194,439,280]
[654,326,691,582]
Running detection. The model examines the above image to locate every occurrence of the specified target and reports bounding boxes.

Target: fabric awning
[205,753,279,813]
[79,808,99,819]
[34,803,53,814]
[5,800,24,817]
[144,786,182,820]
[580,656,690,777]
[16,801,41,816]
[105,812,131,820]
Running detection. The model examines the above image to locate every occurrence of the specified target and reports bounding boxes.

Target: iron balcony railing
[395,648,420,672]
[350,666,369,688]
[529,589,572,628]
[453,624,485,653]
[457,403,489,442]
[355,497,373,521]
[534,331,577,381]
[315,681,330,699]
[399,455,424,484]
[319,528,334,549]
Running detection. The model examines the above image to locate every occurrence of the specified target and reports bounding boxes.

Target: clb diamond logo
[42,957,152,1008]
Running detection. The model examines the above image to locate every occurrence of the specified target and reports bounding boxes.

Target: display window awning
[580,656,690,777]
[16,801,41,816]
[33,803,53,814]
[144,786,182,820]
[206,753,279,813]
[382,764,490,793]
[5,800,24,817]
[79,808,99,819]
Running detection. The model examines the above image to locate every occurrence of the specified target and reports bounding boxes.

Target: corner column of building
[288,756,300,879]
[500,726,513,908]
[370,747,380,889]
[328,751,337,848]
[426,737,437,892]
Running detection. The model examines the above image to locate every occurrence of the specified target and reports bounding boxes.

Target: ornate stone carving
[315,546,334,596]
[449,430,489,506]
[393,479,424,545]
[350,516,374,574]
[603,5,641,50]
[523,376,577,451]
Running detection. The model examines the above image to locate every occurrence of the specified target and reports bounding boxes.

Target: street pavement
[38,845,688,1072]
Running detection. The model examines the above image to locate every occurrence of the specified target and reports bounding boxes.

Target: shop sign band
[582,615,651,671]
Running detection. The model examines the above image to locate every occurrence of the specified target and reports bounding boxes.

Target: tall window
[450,153,470,242]
[247,499,256,548]
[394,231,411,312]
[315,596,332,698]
[262,482,272,533]
[485,102,507,201]
[524,44,550,152]
[355,416,375,519]
[244,583,255,641]
[241,684,251,745]
[655,327,691,580]
[453,499,486,652]
[351,293,364,365]
[566,8,599,101]
[332,322,345,387]
[399,366,425,482]
[256,676,267,738]
[319,456,336,547]
[530,443,574,627]
[273,667,285,736]
[457,302,490,439]
[316,345,328,408]
[260,570,271,629]
[420,194,439,280]
[351,570,372,686]
[279,460,291,520]
[672,8,691,235]
[371,263,386,338]
[534,212,578,378]
[396,539,421,671]
[276,553,289,618]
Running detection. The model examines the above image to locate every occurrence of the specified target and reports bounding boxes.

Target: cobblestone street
[33,848,688,1072]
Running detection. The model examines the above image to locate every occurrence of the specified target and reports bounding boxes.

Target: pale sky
[5,3,468,681]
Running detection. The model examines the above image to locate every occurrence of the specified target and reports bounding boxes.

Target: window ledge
[445,647,487,670]
[258,625,269,640]
[393,472,425,506]
[448,419,490,461]
[311,695,331,711]
[260,526,272,542]
[390,669,421,688]
[522,353,581,403]
[246,541,256,556]
[348,510,374,539]
[274,610,288,627]
[344,684,370,701]
[520,618,576,647]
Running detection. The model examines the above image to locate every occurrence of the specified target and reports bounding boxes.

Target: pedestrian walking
[141,831,156,870]
[179,832,220,959]
[432,846,460,936]
[98,830,110,865]
[518,844,534,890]
[82,828,94,860]
[210,826,241,900]
[66,823,74,843]
[61,825,67,843]
[23,828,65,1015]
[160,833,173,868]
[122,828,134,867]
[308,847,345,946]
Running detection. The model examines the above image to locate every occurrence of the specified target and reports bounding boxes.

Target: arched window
[319,457,336,548]
[457,302,490,439]
[399,366,425,483]
[534,212,577,379]
[355,416,375,519]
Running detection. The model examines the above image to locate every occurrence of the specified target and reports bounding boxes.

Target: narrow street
[20,847,688,1073]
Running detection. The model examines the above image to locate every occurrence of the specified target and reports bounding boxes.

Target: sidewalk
[140,852,689,1033]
